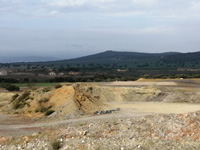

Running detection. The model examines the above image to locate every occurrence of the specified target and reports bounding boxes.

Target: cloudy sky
[1,0,200,59]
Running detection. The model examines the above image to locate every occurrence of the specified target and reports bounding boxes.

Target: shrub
[54,84,62,89]
[19,91,30,101]
[25,96,34,100]
[11,94,19,102]
[12,101,27,109]
[11,91,31,109]
[43,87,51,92]
[35,109,39,113]
[45,109,55,116]
[6,85,20,91]
[51,140,61,150]
[36,106,49,113]
[0,83,20,91]
[39,98,49,103]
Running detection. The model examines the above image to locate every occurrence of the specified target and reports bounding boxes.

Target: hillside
[3,51,200,66]
[56,50,180,64]
[162,51,200,62]
[1,50,200,81]
[38,50,200,70]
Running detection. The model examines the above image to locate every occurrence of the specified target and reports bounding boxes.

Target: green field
[14,83,58,87]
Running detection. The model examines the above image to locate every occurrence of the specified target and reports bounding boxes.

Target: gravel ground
[1,111,200,150]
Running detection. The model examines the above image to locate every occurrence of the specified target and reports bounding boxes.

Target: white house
[0,69,8,76]
[49,72,56,76]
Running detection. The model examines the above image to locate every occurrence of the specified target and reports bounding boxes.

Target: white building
[49,72,56,76]
[0,69,8,76]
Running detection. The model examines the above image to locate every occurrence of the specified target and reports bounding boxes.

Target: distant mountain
[0,56,58,63]
[72,50,176,60]
[56,50,181,64]
[4,51,200,69]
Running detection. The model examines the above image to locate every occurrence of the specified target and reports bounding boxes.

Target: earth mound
[2,84,107,119]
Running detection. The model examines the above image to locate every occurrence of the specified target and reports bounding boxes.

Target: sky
[1,0,200,59]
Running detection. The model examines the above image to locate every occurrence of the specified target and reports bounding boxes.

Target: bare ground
[0,102,200,137]
[1,79,200,149]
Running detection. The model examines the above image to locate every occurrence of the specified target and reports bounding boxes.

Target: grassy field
[14,83,58,87]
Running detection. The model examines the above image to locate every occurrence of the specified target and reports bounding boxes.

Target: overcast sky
[1,0,200,59]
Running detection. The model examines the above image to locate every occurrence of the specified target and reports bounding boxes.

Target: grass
[14,83,58,87]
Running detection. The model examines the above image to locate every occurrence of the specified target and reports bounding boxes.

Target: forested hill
[44,50,200,69]
[5,51,200,70]
[72,51,178,60]
[57,50,180,64]
[162,51,200,62]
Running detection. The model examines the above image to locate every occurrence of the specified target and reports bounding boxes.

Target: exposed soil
[0,79,200,149]
[1,101,200,137]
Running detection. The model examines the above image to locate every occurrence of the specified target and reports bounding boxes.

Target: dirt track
[1,102,200,137]
[108,102,200,114]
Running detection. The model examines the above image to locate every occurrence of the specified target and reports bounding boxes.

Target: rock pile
[94,108,120,115]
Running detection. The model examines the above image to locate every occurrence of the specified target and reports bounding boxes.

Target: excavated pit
[1,81,200,120]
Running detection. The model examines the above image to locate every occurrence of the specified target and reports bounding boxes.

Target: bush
[19,91,30,100]
[43,87,51,92]
[45,109,55,116]
[11,91,31,109]
[25,96,34,100]
[54,84,62,89]
[51,140,61,150]
[36,106,50,113]
[34,108,40,113]
[12,101,27,109]
[6,85,20,91]
[0,83,20,91]
[38,98,49,103]
[11,94,19,101]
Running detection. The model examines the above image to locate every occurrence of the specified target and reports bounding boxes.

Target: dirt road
[1,102,200,137]
[108,102,200,114]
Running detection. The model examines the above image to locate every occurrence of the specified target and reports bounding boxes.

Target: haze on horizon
[1,0,200,59]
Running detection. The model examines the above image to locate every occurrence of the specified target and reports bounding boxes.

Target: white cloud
[131,0,158,6]
[189,1,200,15]
[1,0,200,56]
[49,0,85,7]
[48,0,116,7]
[140,26,176,34]
[0,0,199,18]
[190,1,200,9]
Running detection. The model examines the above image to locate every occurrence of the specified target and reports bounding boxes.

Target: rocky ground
[1,111,200,150]
[0,79,200,150]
